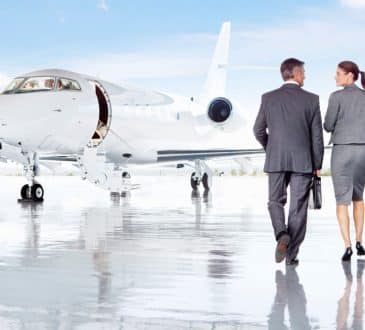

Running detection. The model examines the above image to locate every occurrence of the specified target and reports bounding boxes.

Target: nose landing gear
[18,152,44,203]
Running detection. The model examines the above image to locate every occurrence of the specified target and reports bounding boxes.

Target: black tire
[122,172,131,179]
[20,184,30,199]
[202,173,210,190]
[190,172,199,190]
[31,184,44,201]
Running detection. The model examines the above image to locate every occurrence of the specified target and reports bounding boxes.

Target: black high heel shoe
[356,242,365,256]
[342,247,353,261]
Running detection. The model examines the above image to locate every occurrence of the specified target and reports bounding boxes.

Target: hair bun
[361,70,365,89]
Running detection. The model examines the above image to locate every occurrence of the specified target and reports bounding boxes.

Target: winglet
[201,22,231,101]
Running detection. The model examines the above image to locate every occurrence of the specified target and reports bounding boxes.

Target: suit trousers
[268,172,313,261]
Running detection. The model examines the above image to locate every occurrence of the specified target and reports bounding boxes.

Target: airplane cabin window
[2,78,25,94]
[16,77,56,93]
[57,78,81,91]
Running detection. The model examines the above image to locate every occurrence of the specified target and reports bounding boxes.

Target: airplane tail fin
[201,22,231,101]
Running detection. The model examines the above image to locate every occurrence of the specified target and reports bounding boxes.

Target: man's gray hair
[280,58,304,81]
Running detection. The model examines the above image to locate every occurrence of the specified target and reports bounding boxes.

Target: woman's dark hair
[361,71,365,89]
[338,61,360,81]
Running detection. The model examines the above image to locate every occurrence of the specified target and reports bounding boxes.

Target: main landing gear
[109,171,134,198]
[20,183,44,202]
[190,160,213,192]
[18,152,44,203]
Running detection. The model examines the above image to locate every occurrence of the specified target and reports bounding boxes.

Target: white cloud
[66,13,364,82]
[231,65,277,71]
[97,0,109,11]
[62,30,279,84]
[234,19,364,59]
[67,53,209,81]
[341,0,365,8]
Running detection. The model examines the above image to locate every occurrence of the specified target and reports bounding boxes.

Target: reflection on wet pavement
[0,175,364,328]
[268,268,310,329]
[336,260,365,329]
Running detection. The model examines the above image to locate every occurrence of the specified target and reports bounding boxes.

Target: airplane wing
[39,155,78,162]
[156,148,265,162]
[38,148,265,164]
[156,145,333,163]
[37,146,332,166]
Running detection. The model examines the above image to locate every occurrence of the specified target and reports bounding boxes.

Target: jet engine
[193,96,244,134]
[207,97,233,124]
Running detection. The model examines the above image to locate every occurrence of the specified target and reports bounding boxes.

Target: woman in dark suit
[324,61,365,261]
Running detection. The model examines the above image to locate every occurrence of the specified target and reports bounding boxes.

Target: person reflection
[268,268,311,329]
[337,260,365,329]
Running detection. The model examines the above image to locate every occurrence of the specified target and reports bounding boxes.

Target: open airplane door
[87,80,112,147]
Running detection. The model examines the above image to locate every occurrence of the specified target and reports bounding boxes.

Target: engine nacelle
[193,96,244,135]
[207,97,233,124]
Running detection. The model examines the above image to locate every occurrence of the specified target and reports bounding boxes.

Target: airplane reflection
[191,190,212,228]
[20,202,43,263]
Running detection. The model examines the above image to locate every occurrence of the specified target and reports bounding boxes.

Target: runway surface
[0,175,363,329]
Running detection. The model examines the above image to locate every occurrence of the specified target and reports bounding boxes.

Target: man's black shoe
[275,234,290,263]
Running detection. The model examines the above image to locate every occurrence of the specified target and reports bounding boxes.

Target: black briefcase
[309,175,322,209]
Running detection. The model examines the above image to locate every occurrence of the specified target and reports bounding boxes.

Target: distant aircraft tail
[201,21,231,101]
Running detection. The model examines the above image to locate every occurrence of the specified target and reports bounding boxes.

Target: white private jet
[0,22,263,201]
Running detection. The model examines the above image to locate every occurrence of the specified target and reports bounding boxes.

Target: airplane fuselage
[0,69,245,166]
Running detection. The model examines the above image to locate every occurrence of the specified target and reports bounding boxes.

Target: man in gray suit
[253,58,324,266]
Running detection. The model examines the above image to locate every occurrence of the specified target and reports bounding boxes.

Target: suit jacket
[253,83,324,173]
[324,83,365,144]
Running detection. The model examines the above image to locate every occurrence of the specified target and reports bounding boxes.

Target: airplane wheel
[31,184,44,201]
[190,172,199,190]
[20,184,31,199]
[202,172,211,190]
[122,172,131,179]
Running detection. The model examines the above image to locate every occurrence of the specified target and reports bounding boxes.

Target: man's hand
[314,169,321,177]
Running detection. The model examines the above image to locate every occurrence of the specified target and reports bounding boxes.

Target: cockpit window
[57,78,81,91]
[2,76,82,94]
[17,76,56,93]
[2,78,25,94]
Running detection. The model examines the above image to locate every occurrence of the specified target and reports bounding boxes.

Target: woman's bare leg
[337,205,351,248]
[353,201,364,243]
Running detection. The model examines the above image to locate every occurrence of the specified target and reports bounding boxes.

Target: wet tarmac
[0,175,363,329]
